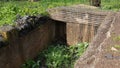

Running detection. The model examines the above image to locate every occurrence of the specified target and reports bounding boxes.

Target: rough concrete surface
[74,12,120,68]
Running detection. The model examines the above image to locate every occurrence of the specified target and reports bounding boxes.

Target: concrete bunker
[0,5,114,68]
[48,5,109,45]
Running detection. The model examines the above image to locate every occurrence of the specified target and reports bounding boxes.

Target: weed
[22,59,40,68]
[113,35,120,41]
[22,43,88,68]
[114,45,120,49]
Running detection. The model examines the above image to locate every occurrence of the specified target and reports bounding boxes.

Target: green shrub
[22,42,88,68]
[22,60,40,68]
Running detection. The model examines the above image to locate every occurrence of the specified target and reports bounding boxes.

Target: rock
[0,25,14,47]
[15,15,30,30]
[104,53,113,59]
[111,47,118,52]
[15,15,46,31]
[74,12,120,68]
[14,15,49,36]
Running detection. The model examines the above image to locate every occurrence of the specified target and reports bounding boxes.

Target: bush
[22,42,88,68]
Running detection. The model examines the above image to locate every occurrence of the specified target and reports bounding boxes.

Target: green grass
[0,0,88,25]
[21,43,88,68]
[101,0,120,11]
[0,0,120,25]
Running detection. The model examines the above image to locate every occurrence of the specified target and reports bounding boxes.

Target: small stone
[106,31,111,38]
[111,47,118,52]
[104,53,113,59]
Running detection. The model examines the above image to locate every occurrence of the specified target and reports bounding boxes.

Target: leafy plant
[22,42,88,68]
[22,60,40,68]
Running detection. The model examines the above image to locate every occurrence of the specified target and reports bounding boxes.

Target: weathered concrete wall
[66,23,99,45]
[19,22,55,60]
[0,46,9,68]
[74,12,120,68]
[0,5,116,68]
[48,5,109,45]
[0,16,56,68]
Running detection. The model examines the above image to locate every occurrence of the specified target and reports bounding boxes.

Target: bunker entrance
[48,5,110,45]
[53,21,66,45]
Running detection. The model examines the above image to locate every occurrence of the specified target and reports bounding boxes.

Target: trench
[15,16,90,68]
[20,18,97,68]
[0,6,108,68]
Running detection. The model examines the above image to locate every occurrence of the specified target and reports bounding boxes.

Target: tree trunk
[89,0,101,7]
[29,0,38,2]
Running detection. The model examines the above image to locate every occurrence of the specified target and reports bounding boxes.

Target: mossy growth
[0,32,8,42]
[114,45,120,50]
[113,35,120,41]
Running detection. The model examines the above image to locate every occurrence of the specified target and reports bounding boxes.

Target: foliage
[0,0,88,25]
[22,42,88,68]
[101,0,120,11]
[22,60,40,68]
[0,0,120,25]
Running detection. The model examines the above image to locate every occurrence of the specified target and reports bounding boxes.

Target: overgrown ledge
[0,15,56,68]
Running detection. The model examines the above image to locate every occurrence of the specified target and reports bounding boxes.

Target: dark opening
[53,21,66,45]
